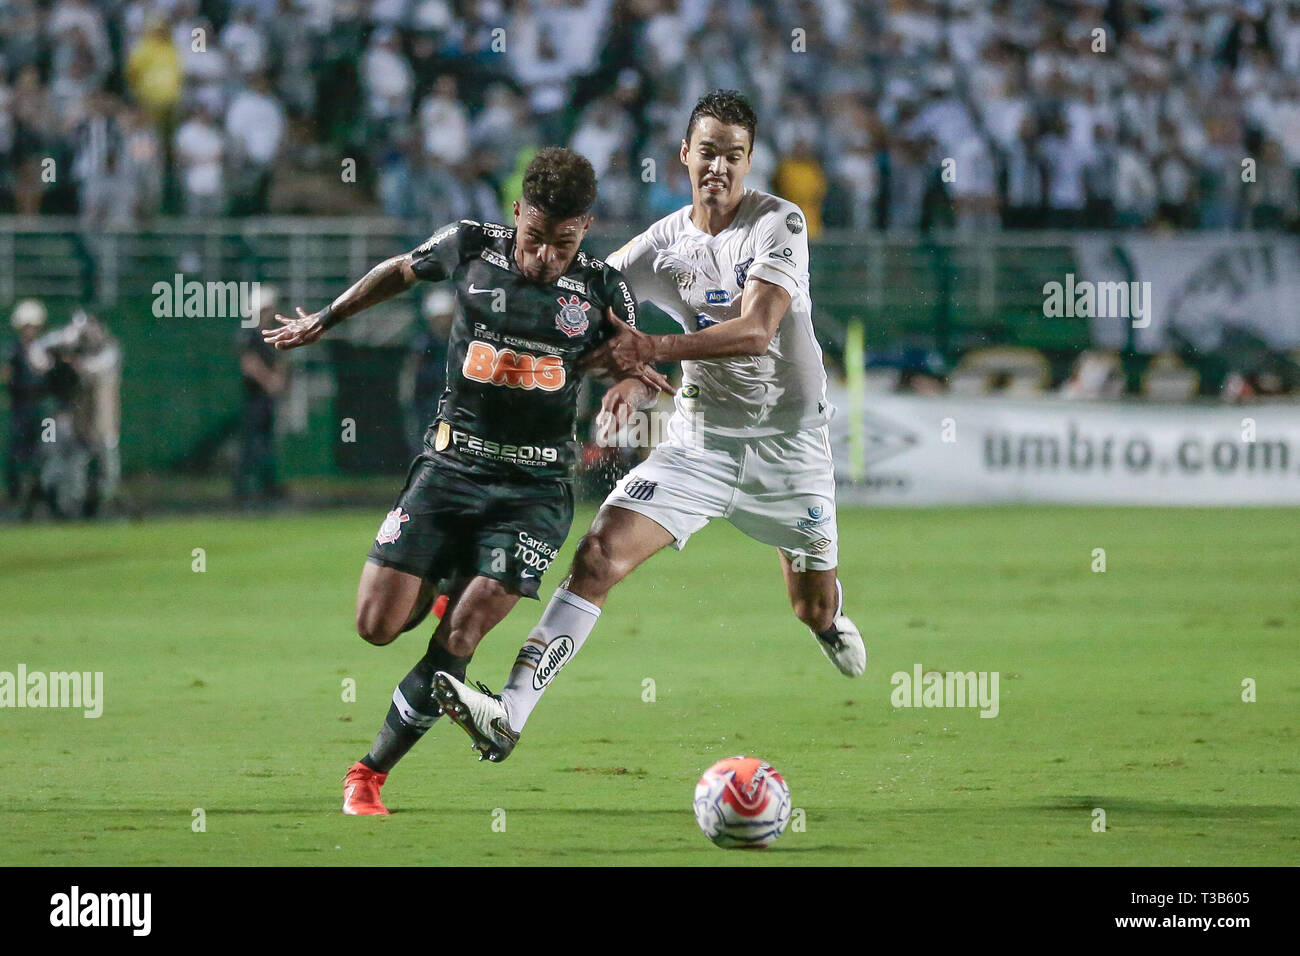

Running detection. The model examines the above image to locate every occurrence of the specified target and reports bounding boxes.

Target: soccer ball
[692,755,792,849]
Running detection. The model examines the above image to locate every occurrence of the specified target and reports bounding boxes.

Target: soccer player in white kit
[433,90,865,761]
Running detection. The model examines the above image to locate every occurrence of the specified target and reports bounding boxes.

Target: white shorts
[602,414,839,570]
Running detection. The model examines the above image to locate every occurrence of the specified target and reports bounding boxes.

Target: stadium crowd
[4,0,1300,233]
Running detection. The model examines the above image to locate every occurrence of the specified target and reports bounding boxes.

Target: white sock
[499,587,601,733]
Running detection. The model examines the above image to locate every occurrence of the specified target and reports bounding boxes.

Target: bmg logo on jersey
[463,341,565,391]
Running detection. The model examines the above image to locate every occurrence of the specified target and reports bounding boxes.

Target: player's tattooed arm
[262,254,419,350]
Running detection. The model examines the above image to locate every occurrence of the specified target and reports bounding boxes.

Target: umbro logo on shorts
[625,479,657,501]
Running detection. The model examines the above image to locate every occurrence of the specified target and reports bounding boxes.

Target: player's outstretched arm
[262,253,420,350]
[657,277,789,360]
[579,277,790,376]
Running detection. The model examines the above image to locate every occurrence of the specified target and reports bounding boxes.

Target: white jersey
[606,188,832,438]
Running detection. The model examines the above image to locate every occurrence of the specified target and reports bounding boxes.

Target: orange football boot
[342,761,389,815]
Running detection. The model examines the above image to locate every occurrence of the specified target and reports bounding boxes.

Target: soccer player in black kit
[263,148,668,814]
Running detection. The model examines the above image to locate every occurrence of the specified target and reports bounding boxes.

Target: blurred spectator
[472,84,537,181]
[772,137,827,237]
[72,91,124,211]
[4,0,1300,233]
[236,285,287,502]
[510,4,576,144]
[268,0,318,116]
[951,133,1000,232]
[1247,138,1299,229]
[3,300,48,517]
[1002,115,1046,229]
[226,73,285,215]
[0,0,43,76]
[65,308,122,515]
[125,18,182,127]
[1083,123,1118,227]
[0,74,13,203]
[571,95,635,180]
[174,103,225,215]
[49,0,111,86]
[645,153,692,220]
[884,128,928,231]
[10,65,53,213]
[1155,131,1199,229]
[28,315,89,517]
[361,27,414,128]
[121,104,165,219]
[832,151,880,230]
[419,75,471,166]
[593,147,643,222]
[79,146,139,228]
[1114,130,1159,227]
[222,4,269,77]
[164,1,226,115]
[1040,114,1089,228]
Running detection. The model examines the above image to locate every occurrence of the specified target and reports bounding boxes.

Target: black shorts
[366,454,572,599]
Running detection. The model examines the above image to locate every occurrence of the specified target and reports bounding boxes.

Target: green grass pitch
[1,505,1296,866]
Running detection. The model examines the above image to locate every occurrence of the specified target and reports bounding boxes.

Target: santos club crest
[555,295,591,338]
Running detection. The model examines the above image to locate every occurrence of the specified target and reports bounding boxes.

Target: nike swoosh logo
[490,718,520,743]
[467,284,494,295]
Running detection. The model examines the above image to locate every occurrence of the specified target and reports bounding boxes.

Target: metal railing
[0,216,1089,351]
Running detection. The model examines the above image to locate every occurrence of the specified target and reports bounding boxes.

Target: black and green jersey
[408,219,638,480]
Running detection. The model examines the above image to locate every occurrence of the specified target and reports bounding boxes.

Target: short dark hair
[521,147,597,219]
[684,89,757,153]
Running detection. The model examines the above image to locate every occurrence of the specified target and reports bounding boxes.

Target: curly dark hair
[521,147,597,219]
[684,89,757,153]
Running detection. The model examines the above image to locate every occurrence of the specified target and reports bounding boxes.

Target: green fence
[1,218,1090,478]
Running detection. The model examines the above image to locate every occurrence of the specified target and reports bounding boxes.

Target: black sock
[360,641,471,774]
[815,624,844,647]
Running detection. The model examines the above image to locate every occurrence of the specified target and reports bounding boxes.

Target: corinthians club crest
[555,295,591,338]
[376,507,409,544]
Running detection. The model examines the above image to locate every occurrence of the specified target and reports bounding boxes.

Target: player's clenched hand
[579,309,662,383]
[262,306,326,350]
[595,378,657,444]
[603,377,657,423]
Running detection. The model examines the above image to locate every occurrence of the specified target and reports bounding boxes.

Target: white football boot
[813,614,867,677]
[812,582,866,677]
[433,671,519,762]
